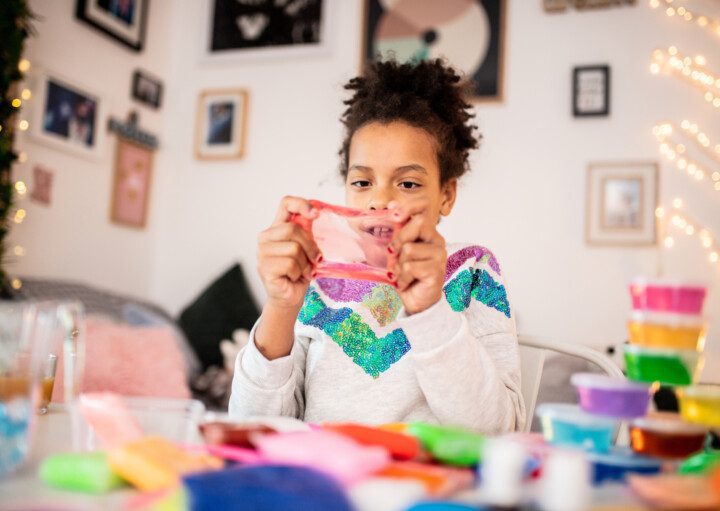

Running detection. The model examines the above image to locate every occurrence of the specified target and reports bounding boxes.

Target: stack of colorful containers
[534,277,719,485]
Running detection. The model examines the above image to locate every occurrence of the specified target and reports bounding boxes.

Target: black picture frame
[573,65,610,117]
[75,0,149,52]
[131,70,162,109]
[361,0,506,102]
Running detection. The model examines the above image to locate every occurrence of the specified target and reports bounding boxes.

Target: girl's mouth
[363,225,394,240]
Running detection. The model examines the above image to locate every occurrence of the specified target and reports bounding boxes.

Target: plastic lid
[623,343,702,359]
[630,412,708,435]
[628,311,707,327]
[588,447,663,468]
[535,403,617,427]
[571,373,651,392]
[629,277,708,290]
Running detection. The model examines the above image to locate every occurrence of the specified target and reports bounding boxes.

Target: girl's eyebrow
[348,164,427,174]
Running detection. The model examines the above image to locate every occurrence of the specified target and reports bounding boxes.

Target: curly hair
[339,58,481,184]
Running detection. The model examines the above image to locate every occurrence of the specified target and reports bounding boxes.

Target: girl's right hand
[257,196,321,311]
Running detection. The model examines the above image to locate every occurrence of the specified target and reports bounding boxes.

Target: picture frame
[586,162,659,246]
[573,65,610,117]
[194,89,249,160]
[28,70,105,160]
[75,0,149,52]
[361,0,507,102]
[131,69,162,109]
[110,137,154,229]
[201,0,333,63]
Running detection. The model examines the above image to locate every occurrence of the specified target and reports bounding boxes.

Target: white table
[0,406,653,511]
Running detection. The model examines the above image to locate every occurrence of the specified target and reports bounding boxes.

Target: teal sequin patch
[299,288,411,378]
[443,268,511,318]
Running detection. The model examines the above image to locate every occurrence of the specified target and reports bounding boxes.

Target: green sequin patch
[443,268,511,318]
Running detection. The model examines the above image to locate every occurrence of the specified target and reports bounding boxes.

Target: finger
[259,223,321,263]
[390,198,431,223]
[261,256,307,283]
[390,215,438,253]
[397,242,445,265]
[395,260,445,292]
[273,196,318,224]
[259,241,314,272]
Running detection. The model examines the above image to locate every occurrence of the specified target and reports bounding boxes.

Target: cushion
[52,317,191,401]
[178,263,260,370]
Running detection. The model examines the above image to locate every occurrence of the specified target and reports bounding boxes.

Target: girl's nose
[368,188,394,210]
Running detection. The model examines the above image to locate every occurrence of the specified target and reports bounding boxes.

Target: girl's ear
[440,178,457,217]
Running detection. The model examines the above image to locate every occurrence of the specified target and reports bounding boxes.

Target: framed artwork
[362,0,507,102]
[131,69,162,109]
[29,70,105,160]
[110,138,154,228]
[75,0,148,52]
[573,65,610,117]
[194,89,249,160]
[586,162,659,246]
[202,0,332,62]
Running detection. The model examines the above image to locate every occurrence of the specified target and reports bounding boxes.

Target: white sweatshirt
[229,243,526,434]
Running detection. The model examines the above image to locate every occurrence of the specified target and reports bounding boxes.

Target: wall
[11,1,720,364]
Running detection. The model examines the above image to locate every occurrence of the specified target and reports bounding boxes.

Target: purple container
[571,373,652,418]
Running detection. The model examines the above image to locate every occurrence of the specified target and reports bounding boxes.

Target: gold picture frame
[586,161,659,246]
[194,89,249,160]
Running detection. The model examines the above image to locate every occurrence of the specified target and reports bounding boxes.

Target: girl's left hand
[387,200,447,316]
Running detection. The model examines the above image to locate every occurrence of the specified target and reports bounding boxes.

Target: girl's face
[345,121,457,223]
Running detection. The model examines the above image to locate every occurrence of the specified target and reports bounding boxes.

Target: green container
[39,452,126,494]
[624,344,701,386]
[406,422,485,467]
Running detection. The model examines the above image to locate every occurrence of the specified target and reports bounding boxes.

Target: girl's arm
[399,253,526,434]
[228,318,308,419]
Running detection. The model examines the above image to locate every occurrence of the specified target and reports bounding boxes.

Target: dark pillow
[178,263,260,370]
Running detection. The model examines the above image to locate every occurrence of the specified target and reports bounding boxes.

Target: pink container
[629,278,707,315]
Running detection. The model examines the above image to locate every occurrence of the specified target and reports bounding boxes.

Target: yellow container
[627,312,706,351]
[677,385,720,428]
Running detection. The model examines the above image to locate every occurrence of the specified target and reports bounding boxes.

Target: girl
[229,59,525,433]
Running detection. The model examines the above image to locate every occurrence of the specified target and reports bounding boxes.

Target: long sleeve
[228,318,308,419]
[397,256,526,434]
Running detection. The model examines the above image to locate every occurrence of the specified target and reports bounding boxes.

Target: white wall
[11,1,720,363]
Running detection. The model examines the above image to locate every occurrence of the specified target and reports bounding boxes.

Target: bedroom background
[4,0,719,409]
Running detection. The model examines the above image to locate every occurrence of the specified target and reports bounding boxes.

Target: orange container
[627,311,706,351]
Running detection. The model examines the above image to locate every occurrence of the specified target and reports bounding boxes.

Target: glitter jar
[571,373,652,418]
[623,344,702,386]
[677,385,720,428]
[629,413,708,459]
[628,278,707,315]
[536,404,617,453]
[627,311,707,351]
[588,447,662,485]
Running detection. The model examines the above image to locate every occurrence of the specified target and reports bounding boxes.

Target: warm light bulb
[664,236,675,248]
[650,63,661,74]
[11,278,22,290]
[697,16,708,27]
[18,59,30,72]
[710,252,719,263]
[702,238,713,248]
[14,181,26,195]
[13,246,24,257]
[655,207,665,218]
[21,89,31,100]
[649,0,660,8]
[672,198,683,208]
[11,99,21,108]
[669,46,678,55]
[715,182,720,191]
[712,172,720,182]
[18,152,27,163]
[18,120,29,131]
[686,225,695,235]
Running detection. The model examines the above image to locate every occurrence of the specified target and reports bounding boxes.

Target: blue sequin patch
[443,268,511,318]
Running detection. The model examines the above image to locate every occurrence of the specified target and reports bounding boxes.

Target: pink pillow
[52,317,191,401]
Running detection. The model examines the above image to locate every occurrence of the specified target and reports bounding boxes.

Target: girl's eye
[399,181,421,189]
[351,180,371,188]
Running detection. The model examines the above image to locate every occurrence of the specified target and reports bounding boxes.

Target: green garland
[0,0,34,298]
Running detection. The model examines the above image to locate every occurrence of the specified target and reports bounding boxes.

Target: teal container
[536,404,617,453]
[624,344,701,386]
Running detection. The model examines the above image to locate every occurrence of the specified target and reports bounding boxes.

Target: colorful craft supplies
[323,423,420,460]
[406,423,485,467]
[39,452,126,494]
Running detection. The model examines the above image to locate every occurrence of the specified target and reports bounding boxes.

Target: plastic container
[677,385,720,428]
[627,311,707,351]
[623,344,702,386]
[629,413,708,459]
[72,397,205,451]
[588,448,662,485]
[536,404,617,453]
[628,278,707,315]
[571,373,652,418]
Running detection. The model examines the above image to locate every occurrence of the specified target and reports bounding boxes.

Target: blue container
[536,403,617,453]
[588,448,662,485]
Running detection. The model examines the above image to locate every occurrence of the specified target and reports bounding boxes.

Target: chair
[518,335,624,434]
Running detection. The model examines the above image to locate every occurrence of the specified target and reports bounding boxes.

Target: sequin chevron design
[299,288,411,378]
[445,246,501,281]
[443,268,511,318]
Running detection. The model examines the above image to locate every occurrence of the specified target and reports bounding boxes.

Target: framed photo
[131,70,162,109]
[586,162,659,246]
[194,89,249,160]
[362,0,507,102]
[75,0,148,52]
[202,0,333,63]
[110,138,153,228]
[543,0,568,12]
[29,71,105,160]
[573,65,610,117]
